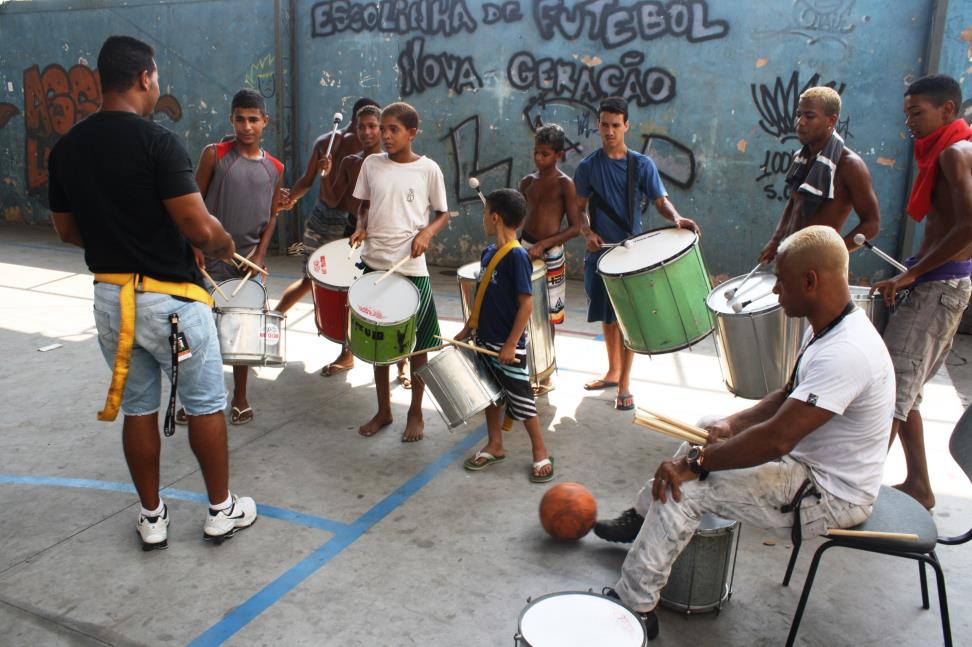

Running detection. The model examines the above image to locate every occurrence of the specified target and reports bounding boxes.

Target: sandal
[231,406,253,425]
[614,394,635,411]
[530,456,555,483]
[321,361,353,377]
[584,379,618,391]
[463,451,506,471]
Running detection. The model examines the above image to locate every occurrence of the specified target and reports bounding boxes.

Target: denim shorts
[93,283,227,416]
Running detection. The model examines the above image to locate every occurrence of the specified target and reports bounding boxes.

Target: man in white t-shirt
[593,225,895,640]
[350,102,451,442]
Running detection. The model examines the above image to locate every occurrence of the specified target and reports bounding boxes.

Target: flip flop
[463,451,507,471]
[397,374,412,389]
[614,394,635,411]
[321,362,353,377]
[533,383,555,396]
[174,407,189,426]
[530,456,555,483]
[231,406,253,425]
[584,379,618,391]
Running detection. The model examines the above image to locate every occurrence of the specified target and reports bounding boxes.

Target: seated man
[594,225,895,640]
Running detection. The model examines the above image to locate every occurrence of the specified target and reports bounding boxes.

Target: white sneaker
[203,495,257,542]
[137,505,169,551]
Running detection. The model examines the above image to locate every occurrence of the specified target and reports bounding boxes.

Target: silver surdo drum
[660,513,740,615]
[413,345,502,429]
[212,278,286,366]
[456,259,555,387]
[515,591,648,647]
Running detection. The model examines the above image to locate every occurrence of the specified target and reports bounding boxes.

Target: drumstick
[199,267,229,301]
[373,255,411,285]
[400,344,446,360]
[347,241,359,260]
[637,407,709,442]
[825,529,919,541]
[730,288,775,313]
[320,112,343,175]
[724,262,764,300]
[467,177,487,205]
[233,252,269,276]
[633,416,706,445]
[603,240,633,250]
[852,233,909,272]
[434,335,501,358]
[231,271,253,297]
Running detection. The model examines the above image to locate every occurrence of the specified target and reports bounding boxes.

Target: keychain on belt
[163,313,192,437]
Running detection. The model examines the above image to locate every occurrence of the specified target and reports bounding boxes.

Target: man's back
[48,111,200,284]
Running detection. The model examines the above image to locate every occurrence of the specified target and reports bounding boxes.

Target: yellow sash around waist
[93,273,214,422]
[468,239,521,330]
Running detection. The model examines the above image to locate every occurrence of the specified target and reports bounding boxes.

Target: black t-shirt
[48,111,203,285]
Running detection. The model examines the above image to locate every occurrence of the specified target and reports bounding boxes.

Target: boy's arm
[654,196,699,234]
[411,210,451,257]
[251,175,284,270]
[349,199,369,247]
[323,156,356,211]
[287,139,324,206]
[500,293,533,364]
[534,176,582,252]
[195,144,218,199]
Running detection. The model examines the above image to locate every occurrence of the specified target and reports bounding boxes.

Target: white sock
[211,493,233,512]
[141,500,165,518]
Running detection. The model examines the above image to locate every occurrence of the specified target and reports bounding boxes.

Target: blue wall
[0,0,953,284]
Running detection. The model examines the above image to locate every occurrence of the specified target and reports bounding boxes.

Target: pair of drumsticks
[199,252,268,301]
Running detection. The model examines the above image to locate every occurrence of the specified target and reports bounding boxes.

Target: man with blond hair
[759,86,881,263]
[595,225,895,640]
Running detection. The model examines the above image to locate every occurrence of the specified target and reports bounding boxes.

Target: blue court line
[0,475,350,534]
[186,424,486,647]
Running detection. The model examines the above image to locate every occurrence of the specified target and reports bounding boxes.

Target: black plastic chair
[782,405,972,647]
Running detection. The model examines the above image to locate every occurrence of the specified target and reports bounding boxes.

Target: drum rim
[516,590,647,645]
[306,244,363,289]
[348,275,421,326]
[596,226,699,278]
[623,329,713,355]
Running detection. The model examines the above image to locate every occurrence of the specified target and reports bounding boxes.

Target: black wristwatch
[686,445,709,481]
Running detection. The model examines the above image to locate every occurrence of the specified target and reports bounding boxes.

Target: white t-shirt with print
[788,308,896,505]
[352,153,449,277]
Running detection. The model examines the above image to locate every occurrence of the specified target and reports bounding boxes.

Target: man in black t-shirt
[49,36,258,550]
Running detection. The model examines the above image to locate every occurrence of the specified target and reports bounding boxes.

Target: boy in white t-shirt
[350,102,451,442]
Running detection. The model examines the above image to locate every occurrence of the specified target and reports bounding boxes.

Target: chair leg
[919,560,929,609]
[783,541,802,587]
[925,552,952,647]
[785,541,836,647]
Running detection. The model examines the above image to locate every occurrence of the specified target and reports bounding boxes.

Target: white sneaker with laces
[203,495,257,542]
[137,505,169,551]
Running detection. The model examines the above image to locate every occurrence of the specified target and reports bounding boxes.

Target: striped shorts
[479,340,538,421]
[362,264,441,352]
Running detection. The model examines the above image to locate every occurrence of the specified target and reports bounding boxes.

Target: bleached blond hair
[800,86,841,117]
[777,225,848,277]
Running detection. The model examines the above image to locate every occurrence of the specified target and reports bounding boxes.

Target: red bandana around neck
[907,119,972,221]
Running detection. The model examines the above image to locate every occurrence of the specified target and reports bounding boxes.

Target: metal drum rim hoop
[514,590,648,647]
[350,277,420,327]
[596,228,696,279]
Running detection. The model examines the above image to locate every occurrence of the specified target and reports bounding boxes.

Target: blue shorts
[584,252,617,324]
[93,283,226,417]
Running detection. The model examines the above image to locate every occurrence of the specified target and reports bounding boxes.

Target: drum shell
[515,591,647,647]
[310,282,349,344]
[710,301,790,400]
[597,229,714,354]
[660,514,739,614]
[214,308,286,366]
[413,345,502,429]
[347,276,419,365]
[456,260,555,385]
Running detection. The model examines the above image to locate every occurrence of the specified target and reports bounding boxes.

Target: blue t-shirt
[573,149,667,247]
[475,244,533,348]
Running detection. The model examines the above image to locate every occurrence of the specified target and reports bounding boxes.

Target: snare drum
[597,228,714,354]
[347,273,419,365]
[307,238,363,343]
[212,279,286,366]
[456,259,556,385]
[413,345,502,428]
[660,514,739,615]
[515,591,647,647]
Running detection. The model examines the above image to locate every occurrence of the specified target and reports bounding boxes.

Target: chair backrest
[949,404,972,485]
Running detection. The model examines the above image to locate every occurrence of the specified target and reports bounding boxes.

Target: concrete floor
[0,224,969,647]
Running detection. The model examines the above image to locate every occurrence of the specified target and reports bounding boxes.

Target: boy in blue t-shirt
[456,189,553,483]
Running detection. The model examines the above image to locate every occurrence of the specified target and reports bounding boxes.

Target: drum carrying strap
[93,273,214,424]
[587,150,640,238]
[467,239,521,329]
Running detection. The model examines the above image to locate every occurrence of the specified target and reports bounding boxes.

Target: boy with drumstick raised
[455,188,553,482]
[519,123,581,394]
[350,102,450,442]
[179,89,286,426]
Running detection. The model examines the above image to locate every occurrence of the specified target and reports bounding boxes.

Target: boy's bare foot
[892,481,935,511]
[402,411,424,442]
[359,413,393,437]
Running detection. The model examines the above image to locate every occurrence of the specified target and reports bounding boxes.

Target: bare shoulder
[836,147,871,179]
[940,138,972,164]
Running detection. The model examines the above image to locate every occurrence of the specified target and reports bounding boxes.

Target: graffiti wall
[0,0,948,281]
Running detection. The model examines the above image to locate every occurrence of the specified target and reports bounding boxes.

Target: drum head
[519,592,645,647]
[698,513,737,533]
[457,261,480,281]
[213,279,266,309]
[706,273,778,315]
[597,228,697,276]
[307,238,363,288]
[348,273,420,324]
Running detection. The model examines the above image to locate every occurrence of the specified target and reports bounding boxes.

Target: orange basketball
[539,482,598,540]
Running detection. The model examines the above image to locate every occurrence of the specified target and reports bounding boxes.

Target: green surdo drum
[347,272,419,365]
[597,227,714,354]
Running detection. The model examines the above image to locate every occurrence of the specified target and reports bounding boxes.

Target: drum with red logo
[307,238,364,343]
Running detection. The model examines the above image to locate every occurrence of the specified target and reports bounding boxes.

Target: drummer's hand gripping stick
[852,233,909,272]
[320,112,343,175]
